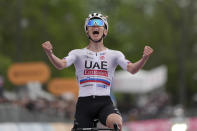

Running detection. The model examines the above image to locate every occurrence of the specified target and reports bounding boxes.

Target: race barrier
[0,118,197,131]
[0,122,72,131]
[125,118,171,131]
[124,117,197,131]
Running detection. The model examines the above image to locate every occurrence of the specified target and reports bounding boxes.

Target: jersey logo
[87,52,94,55]
[100,55,105,60]
[96,83,107,88]
[81,84,94,87]
[85,60,107,70]
[84,69,108,77]
[85,55,93,59]
[100,52,105,55]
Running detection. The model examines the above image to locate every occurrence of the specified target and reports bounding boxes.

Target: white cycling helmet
[84,13,108,32]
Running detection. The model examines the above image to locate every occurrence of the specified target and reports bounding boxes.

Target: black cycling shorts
[73,95,121,128]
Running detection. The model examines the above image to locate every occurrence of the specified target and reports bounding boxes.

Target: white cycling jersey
[64,48,130,97]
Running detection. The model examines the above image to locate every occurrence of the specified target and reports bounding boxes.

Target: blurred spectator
[0,76,4,98]
[0,84,77,122]
[122,90,171,121]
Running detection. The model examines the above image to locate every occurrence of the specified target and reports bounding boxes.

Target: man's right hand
[42,41,53,54]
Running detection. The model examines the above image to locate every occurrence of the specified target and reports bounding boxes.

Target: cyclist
[42,12,153,131]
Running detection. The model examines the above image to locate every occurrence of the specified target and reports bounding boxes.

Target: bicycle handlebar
[72,123,120,131]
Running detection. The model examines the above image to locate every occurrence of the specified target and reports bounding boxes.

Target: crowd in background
[118,90,172,122]
[0,79,197,123]
[0,85,76,122]
[0,83,171,123]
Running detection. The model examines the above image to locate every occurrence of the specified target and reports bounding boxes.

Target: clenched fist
[42,41,53,54]
[143,46,154,59]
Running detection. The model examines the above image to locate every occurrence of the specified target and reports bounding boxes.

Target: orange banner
[8,62,50,85]
[48,78,78,97]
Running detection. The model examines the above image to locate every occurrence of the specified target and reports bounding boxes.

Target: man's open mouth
[93,31,99,35]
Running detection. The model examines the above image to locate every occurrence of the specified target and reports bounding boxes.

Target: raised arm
[127,46,154,74]
[42,41,66,70]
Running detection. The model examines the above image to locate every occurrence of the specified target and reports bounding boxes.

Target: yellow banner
[8,62,50,85]
[48,78,78,97]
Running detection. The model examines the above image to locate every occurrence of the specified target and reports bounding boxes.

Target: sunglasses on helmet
[87,19,104,27]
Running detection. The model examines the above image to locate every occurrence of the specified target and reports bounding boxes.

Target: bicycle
[71,119,120,131]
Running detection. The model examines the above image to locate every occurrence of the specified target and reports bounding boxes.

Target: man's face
[86,19,108,41]
[87,26,105,41]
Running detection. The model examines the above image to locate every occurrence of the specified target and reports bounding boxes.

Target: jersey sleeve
[116,51,131,70]
[63,50,77,67]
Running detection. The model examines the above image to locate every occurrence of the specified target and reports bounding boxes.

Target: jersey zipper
[93,52,98,97]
